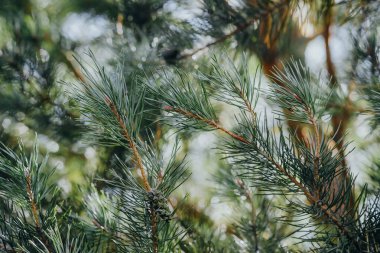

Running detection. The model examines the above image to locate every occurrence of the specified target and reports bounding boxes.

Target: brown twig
[151,210,158,253]
[164,106,249,143]
[63,51,86,82]
[105,97,151,192]
[26,173,40,231]
[237,88,257,121]
[25,172,52,252]
[105,98,161,251]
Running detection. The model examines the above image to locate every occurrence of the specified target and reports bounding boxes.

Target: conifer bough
[0,53,379,253]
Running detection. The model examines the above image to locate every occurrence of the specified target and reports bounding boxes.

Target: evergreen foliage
[0,0,380,252]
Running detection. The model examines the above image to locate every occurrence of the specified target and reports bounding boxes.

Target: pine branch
[271,62,322,195]
[164,103,355,240]
[198,55,259,119]
[104,97,162,252]
[105,97,151,192]
[153,58,364,249]
[71,54,186,251]
[165,106,309,201]
[0,139,62,252]
[25,172,40,231]
[70,55,190,251]
[268,60,329,124]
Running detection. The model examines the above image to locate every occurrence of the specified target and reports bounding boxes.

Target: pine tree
[1,0,380,252]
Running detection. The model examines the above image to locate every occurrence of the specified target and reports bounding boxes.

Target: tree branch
[106,98,160,251]
[235,84,257,120]
[105,97,151,192]
[26,173,40,230]
[151,210,158,253]
[25,172,52,253]
[163,105,357,245]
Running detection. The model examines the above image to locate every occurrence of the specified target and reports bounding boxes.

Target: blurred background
[0,0,379,247]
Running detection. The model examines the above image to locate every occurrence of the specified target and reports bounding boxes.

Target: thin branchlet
[105,97,159,252]
[16,147,53,253]
[239,88,257,120]
[105,96,151,192]
[201,55,259,119]
[25,170,53,252]
[25,171,40,231]
[151,210,158,253]
[164,106,249,144]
